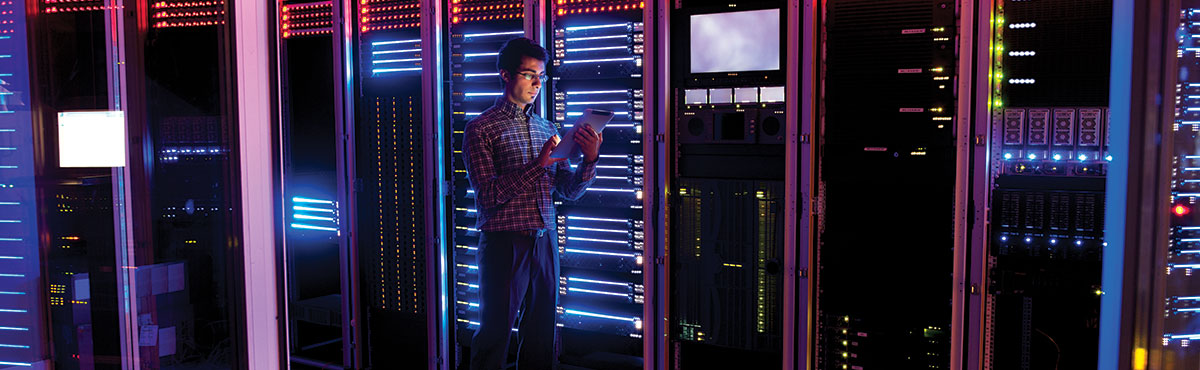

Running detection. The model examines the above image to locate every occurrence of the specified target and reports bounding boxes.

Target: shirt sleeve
[554,156,597,201]
[463,121,544,211]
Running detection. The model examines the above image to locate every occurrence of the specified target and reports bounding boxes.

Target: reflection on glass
[278,3,345,363]
[32,4,120,369]
[134,3,241,367]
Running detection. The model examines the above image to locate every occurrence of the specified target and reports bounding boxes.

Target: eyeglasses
[516,72,549,82]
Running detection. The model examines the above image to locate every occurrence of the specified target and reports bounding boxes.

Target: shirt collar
[494,96,535,121]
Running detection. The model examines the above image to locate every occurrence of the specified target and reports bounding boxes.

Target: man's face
[502,55,546,106]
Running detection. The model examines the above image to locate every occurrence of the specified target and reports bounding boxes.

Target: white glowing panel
[57,111,126,168]
[760,86,785,102]
[734,87,758,103]
[689,9,781,73]
[685,89,708,105]
[709,88,734,104]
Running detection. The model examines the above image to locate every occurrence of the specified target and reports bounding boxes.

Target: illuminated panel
[42,0,106,14]
[550,12,646,341]
[1163,7,1200,362]
[554,0,643,16]
[360,0,419,33]
[0,0,44,365]
[447,0,522,333]
[367,38,421,76]
[281,1,332,38]
[290,197,340,233]
[449,0,521,24]
[150,0,225,29]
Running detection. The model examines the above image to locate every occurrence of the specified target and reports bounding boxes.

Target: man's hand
[574,124,603,163]
[536,135,568,168]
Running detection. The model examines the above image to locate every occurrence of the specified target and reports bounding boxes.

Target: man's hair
[496,37,549,74]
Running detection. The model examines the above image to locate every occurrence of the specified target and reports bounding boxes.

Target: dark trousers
[471,229,559,370]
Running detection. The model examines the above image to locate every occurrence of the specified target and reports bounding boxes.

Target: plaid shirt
[463,97,597,232]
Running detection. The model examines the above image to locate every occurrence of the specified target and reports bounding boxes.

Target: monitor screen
[689,9,781,74]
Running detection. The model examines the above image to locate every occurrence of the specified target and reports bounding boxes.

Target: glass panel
[819,1,957,368]
[133,2,243,367]
[277,1,346,365]
[548,4,647,367]
[984,1,1110,369]
[4,0,71,368]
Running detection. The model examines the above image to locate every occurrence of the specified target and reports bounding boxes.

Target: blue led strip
[289,196,340,234]
[0,0,41,364]
[370,38,421,76]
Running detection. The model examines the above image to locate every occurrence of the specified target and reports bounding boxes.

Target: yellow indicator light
[1133,347,1147,370]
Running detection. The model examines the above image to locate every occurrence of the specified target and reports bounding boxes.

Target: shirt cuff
[577,158,598,182]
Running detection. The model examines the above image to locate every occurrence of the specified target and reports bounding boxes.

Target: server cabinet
[276,0,434,367]
[353,0,434,368]
[817,2,958,369]
[545,1,650,368]
[974,1,1111,369]
[666,0,789,368]
[444,0,527,367]
[276,1,352,366]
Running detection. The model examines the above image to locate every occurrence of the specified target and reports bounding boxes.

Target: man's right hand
[536,135,567,168]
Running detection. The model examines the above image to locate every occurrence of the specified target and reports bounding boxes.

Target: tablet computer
[551,108,614,159]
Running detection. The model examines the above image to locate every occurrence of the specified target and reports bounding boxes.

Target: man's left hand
[574,123,603,163]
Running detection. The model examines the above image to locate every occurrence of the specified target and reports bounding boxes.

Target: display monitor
[689,9,780,74]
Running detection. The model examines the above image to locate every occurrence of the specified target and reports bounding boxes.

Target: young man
[462,37,603,370]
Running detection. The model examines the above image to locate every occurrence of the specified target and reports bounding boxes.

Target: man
[462,37,603,370]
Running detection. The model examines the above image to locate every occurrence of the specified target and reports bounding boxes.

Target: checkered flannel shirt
[463,97,597,232]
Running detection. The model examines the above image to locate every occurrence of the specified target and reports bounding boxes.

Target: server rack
[818,1,958,369]
[276,0,436,368]
[666,0,790,368]
[276,1,349,366]
[546,1,649,367]
[444,0,527,367]
[981,1,1111,368]
[1157,2,1200,367]
[353,0,432,368]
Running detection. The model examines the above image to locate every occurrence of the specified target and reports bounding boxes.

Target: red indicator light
[1175,204,1191,216]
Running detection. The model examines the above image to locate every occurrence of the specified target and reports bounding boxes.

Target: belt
[512,229,548,238]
